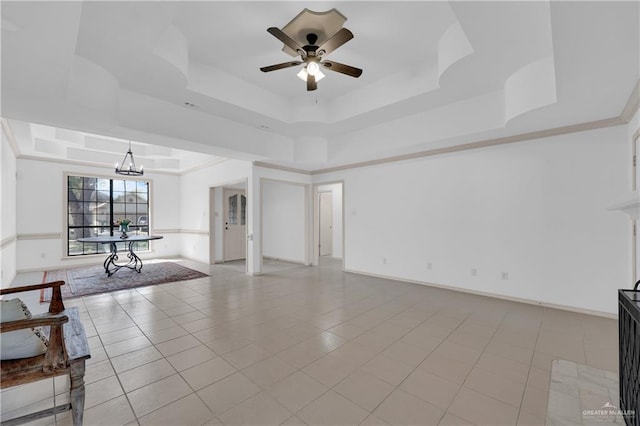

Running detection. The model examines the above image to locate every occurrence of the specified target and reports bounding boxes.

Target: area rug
[41,262,209,301]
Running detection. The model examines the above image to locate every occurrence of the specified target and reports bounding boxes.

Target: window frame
[63,172,152,258]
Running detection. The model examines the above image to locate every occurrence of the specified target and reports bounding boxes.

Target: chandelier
[115,141,143,176]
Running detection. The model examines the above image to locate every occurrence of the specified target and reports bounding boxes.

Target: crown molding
[310,115,627,175]
[621,80,640,122]
[14,154,225,177]
[254,161,311,175]
[178,157,229,175]
[254,112,628,176]
[7,80,639,179]
[255,80,640,176]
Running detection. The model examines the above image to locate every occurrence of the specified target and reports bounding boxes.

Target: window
[226,193,246,226]
[228,194,238,225]
[240,194,246,226]
[67,175,150,256]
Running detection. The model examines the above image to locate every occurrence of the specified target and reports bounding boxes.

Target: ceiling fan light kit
[260,10,362,91]
[296,67,326,82]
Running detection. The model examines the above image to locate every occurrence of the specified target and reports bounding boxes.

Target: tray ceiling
[1,1,638,172]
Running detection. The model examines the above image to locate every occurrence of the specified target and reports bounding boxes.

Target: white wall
[316,125,629,314]
[317,183,343,259]
[262,180,306,263]
[180,159,252,264]
[14,159,180,271]
[1,126,17,286]
[254,167,311,270]
[5,119,632,314]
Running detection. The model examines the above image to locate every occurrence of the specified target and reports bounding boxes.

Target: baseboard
[179,254,265,275]
[263,256,307,265]
[18,262,93,274]
[321,255,343,261]
[343,268,617,319]
[176,254,210,265]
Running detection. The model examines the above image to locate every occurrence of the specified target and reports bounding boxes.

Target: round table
[77,235,163,277]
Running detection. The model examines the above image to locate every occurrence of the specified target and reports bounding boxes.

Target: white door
[319,192,333,256]
[223,189,246,261]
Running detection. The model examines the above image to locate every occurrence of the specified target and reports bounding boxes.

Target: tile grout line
[426,313,499,425]
[12,259,615,426]
[86,293,143,426]
[354,311,476,425]
[77,286,211,425]
[118,284,222,424]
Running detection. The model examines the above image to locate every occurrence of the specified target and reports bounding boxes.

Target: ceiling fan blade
[321,60,363,78]
[317,28,354,56]
[307,74,317,91]
[267,27,304,56]
[260,61,302,72]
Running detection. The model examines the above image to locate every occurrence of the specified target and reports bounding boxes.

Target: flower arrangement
[116,218,131,226]
[117,218,131,239]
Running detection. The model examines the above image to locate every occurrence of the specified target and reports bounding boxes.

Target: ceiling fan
[260,27,363,91]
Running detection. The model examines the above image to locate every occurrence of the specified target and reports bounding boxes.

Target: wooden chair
[1,281,90,426]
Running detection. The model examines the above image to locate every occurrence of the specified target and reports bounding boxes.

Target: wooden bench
[1,281,90,426]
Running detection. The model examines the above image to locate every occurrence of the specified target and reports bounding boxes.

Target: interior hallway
[2,258,618,425]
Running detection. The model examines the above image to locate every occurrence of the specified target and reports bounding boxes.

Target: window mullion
[109,179,114,237]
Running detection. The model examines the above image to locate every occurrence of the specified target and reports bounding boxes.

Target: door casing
[319,191,333,256]
[223,188,247,261]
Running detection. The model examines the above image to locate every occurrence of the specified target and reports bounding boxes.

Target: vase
[120,224,129,239]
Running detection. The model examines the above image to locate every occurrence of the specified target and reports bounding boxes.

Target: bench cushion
[0,299,48,360]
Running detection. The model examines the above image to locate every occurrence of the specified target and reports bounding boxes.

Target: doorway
[223,188,246,261]
[313,182,344,267]
[319,191,333,256]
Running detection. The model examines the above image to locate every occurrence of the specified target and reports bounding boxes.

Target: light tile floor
[1,258,619,425]
[547,360,624,425]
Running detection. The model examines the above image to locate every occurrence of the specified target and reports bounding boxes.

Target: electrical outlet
[471,268,477,276]
[382,257,387,264]
[502,272,509,280]
[427,262,432,270]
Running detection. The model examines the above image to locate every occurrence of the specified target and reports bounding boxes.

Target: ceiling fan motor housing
[306,33,318,45]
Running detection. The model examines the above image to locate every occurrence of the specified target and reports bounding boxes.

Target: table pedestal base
[76,235,162,277]
[104,241,143,277]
